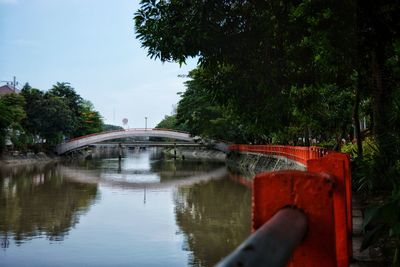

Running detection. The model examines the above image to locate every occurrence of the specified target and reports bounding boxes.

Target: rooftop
[0,84,20,95]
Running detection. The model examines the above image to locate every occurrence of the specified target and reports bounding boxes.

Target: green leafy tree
[21,83,74,148]
[290,84,353,148]
[19,82,105,150]
[48,82,83,136]
[74,100,103,136]
[20,82,104,149]
[48,82,103,138]
[36,95,74,146]
[174,68,251,142]
[0,93,26,151]
[135,1,356,144]
[20,83,45,145]
[102,124,123,131]
[356,1,400,159]
[136,0,400,263]
[48,82,83,114]
[156,115,179,130]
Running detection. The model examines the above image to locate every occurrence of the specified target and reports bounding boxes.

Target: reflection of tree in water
[174,178,251,267]
[0,163,98,248]
[150,160,225,181]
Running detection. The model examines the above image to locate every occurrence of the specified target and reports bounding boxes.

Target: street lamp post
[145,117,148,130]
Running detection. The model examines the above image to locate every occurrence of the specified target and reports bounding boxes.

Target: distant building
[0,84,20,95]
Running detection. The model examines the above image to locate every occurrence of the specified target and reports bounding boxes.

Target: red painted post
[253,171,337,267]
[307,153,352,264]
[327,152,353,258]
[228,144,353,264]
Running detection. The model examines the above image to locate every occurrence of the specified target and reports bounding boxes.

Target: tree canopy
[0,82,104,151]
[136,1,400,261]
[0,93,26,151]
[136,0,358,145]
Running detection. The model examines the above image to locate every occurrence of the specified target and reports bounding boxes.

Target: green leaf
[361,225,385,251]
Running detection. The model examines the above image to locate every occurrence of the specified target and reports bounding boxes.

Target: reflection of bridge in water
[57,165,228,190]
[94,142,201,149]
[56,128,229,154]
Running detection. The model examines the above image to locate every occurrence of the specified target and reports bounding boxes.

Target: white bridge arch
[55,128,196,155]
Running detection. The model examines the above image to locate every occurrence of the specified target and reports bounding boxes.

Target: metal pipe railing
[216,208,307,267]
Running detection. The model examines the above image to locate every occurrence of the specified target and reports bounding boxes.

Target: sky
[0,0,197,128]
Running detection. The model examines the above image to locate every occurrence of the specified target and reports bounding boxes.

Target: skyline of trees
[0,82,104,152]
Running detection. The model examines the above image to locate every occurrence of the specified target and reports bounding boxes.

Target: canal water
[0,149,251,267]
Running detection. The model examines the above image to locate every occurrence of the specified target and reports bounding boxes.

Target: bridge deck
[56,128,196,154]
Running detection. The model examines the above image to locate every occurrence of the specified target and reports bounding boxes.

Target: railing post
[307,153,353,260]
[252,170,338,267]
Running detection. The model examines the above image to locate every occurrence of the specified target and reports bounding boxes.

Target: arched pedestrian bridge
[55,128,229,154]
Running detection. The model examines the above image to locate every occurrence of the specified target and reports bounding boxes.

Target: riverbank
[226,150,305,177]
[162,147,226,161]
[0,152,60,167]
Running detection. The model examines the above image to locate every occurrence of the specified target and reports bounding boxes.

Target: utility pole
[113,108,115,125]
[145,117,148,130]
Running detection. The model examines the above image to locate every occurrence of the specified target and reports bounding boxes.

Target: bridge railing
[62,128,193,144]
[55,128,199,154]
[151,128,191,134]
[63,129,125,143]
[219,145,352,267]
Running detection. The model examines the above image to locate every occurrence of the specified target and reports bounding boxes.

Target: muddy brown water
[0,148,251,267]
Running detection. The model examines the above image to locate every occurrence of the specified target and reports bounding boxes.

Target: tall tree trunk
[354,0,363,158]
[371,49,393,159]
[353,81,363,158]
[304,126,310,147]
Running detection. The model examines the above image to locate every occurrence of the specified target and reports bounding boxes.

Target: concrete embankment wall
[163,147,226,162]
[0,152,60,166]
[227,151,306,176]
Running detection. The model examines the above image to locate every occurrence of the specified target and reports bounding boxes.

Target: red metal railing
[229,144,328,165]
[220,145,352,267]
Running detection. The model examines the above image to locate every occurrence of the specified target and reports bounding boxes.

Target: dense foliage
[140,1,357,145]
[0,82,104,152]
[0,94,26,151]
[136,1,400,264]
[102,124,124,132]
